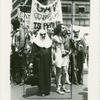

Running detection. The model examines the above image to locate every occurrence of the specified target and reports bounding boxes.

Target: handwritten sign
[29,0,63,31]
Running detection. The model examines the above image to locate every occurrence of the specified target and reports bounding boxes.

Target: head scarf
[33,29,52,48]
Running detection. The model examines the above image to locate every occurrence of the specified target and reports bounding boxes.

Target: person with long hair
[61,27,71,85]
[52,24,70,94]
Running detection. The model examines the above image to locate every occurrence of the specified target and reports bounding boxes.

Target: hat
[67,30,71,34]
[33,29,52,48]
[73,29,80,38]
[84,33,88,36]
[73,29,80,33]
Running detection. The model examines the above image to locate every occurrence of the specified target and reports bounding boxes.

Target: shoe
[37,92,45,97]
[79,82,83,85]
[41,94,45,97]
[44,92,50,96]
[73,82,79,85]
[65,81,71,85]
[62,88,70,93]
[19,82,24,86]
[56,89,65,95]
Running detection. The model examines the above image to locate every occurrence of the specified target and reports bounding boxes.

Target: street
[11,72,88,100]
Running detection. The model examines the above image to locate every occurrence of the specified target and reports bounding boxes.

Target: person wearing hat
[73,29,80,40]
[69,29,80,85]
[70,29,85,85]
[30,29,52,96]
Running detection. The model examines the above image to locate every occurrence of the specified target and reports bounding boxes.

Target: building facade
[61,0,90,26]
[11,0,90,27]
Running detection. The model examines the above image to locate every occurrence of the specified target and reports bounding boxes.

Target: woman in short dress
[52,24,70,94]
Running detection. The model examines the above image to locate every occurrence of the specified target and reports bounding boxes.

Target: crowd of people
[10,23,89,96]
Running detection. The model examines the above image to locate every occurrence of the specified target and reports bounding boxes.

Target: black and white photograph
[10,0,89,100]
[0,0,100,100]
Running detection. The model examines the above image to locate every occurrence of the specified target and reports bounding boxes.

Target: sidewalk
[11,73,88,100]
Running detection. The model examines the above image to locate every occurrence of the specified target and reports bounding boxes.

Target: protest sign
[29,0,63,31]
[18,8,30,28]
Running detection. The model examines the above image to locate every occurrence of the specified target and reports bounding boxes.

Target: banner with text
[18,8,30,29]
[29,0,63,31]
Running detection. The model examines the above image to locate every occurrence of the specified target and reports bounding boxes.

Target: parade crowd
[10,23,89,96]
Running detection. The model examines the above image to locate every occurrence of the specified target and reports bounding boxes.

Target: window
[85,5,90,13]
[76,4,90,14]
[79,7,85,13]
[63,18,72,25]
[75,19,90,26]
[76,5,85,14]
[62,4,72,13]
[85,19,90,26]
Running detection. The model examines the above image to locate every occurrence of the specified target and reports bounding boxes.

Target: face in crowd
[61,25,66,33]
[67,30,71,37]
[84,33,88,40]
[40,32,46,39]
[47,28,54,38]
[61,24,67,37]
[73,30,80,39]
